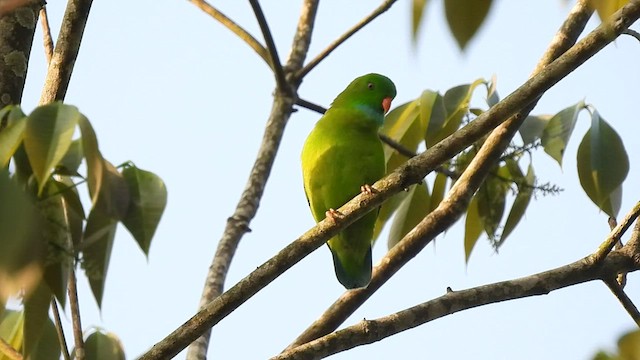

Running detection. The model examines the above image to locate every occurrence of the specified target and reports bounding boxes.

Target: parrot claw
[325,208,345,222]
[360,184,377,195]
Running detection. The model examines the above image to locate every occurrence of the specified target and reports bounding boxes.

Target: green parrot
[301,73,397,289]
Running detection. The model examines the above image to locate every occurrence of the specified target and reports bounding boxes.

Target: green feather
[301,73,397,289]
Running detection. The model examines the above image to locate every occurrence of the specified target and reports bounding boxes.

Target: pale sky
[17,0,640,359]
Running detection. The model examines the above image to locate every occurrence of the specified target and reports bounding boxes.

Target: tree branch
[39,4,54,63]
[603,277,640,326]
[285,0,597,349]
[0,337,21,360]
[249,0,287,91]
[296,98,326,114]
[185,1,319,359]
[51,298,72,360]
[188,0,271,68]
[274,250,638,360]
[142,2,640,358]
[68,266,84,360]
[297,0,398,79]
[592,201,640,263]
[622,28,640,41]
[39,0,93,104]
[0,0,41,109]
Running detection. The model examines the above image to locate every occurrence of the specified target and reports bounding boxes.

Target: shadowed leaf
[519,115,551,146]
[121,165,167,256]
[498,163,534,248]
[78,115,104,206]
[0,114,26,168]
[24,103,82,195]
[79,329,126,360]
[82,209,118,308]
[412,0,429,42]
[577,111,628,217]
[541,101,585,167]
[387,181,431,249]
[464,195,482,262]
[24,281,53,358]
[445,0,493,50]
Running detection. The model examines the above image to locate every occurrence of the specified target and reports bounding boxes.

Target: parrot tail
[330,246,372,289]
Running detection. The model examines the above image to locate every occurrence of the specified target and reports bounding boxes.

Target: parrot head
[330,73,397,125]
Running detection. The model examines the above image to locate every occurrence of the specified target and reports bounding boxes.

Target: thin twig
[297,0,398,79]
[39,0,94,104]
[51,298,72,360]
[378,133,416,158]
[603,277,640,326]
[0,337,21,360]
[249,0,287,92]
[622,28,640,41]
[591,201,640,263]
[189,0,270,68]
[143,2,640,358]
[608,216,627,286]
[185,2,320,359]
[296,98,326,114]
[68,267,84,360]
[274,250,637,359]
[285,0,596,350]
[39,5,54,63]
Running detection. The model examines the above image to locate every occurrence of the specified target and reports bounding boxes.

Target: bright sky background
[16,0,640,359]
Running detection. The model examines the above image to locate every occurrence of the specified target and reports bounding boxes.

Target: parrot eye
[367,82,374,90]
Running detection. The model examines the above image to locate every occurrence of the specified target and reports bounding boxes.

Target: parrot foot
[325,208,345,222]
[360,184,377,195]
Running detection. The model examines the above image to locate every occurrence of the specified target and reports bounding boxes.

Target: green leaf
[477,166,509,239]
[82,209,118,308]
[80,329,126,360]
[375,100,425,242]
[519,115,551,146]
[95,160,130,220]
[0,310,23,355]
[78,114,104,206]
[429,80,485,147]
[381,100,422,172]
[464,195,483,262]
[485,75,500,107]
[0,170,43,276]
[444,0,493,50]
[24,281,52,358]
[541,101,585,167]
[411,0,429,42]
[429,172,448,213]
[55,139,83,176]
[38,179,77,306]
[387,181,431,249]
[24,103,82,195]
[589,0,629,21]
[0,115,26,168]
[26,314,59,360]
[121,165,167,255]
[373,191,408,243]
[498,163,534,248]
[617,329,640,360]
[577,111,629,217]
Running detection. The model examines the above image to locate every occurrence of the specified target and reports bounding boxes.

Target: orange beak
[382,97,393,114]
